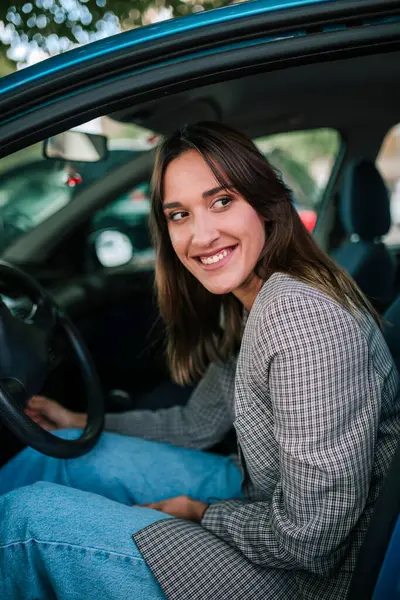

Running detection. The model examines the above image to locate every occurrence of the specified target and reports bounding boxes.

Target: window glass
[377,124,400,246]
[255,128,341,232]
[0,117,156,255]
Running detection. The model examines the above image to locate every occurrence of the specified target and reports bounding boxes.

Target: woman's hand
[141,495,209,522]
[25,395,87,431]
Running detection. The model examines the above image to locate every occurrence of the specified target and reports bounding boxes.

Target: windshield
[0,161,71,251]
[0,117,156,253]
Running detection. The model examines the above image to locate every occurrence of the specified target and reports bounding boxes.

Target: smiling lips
[196,245,237,266]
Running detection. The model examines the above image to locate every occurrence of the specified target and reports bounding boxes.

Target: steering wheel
[0,260,104,458]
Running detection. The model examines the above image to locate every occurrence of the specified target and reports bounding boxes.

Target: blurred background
[0,0,232,74]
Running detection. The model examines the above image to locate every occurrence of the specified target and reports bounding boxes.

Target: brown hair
[150,121,380,385]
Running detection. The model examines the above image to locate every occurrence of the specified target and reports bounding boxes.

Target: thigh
[0,481,169,600]
[0,431,243,506]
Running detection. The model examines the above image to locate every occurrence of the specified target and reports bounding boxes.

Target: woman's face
[163,150,266,305]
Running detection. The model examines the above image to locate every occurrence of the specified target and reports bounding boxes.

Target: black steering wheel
[0,260,104,458]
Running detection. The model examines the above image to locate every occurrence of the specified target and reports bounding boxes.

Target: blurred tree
[0,0,230,66]
[0,54,15,76]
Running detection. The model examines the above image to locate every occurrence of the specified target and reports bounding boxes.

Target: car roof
[0,0,334,97]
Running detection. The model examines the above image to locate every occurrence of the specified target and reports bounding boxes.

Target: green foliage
[0,54,15,76]
[0,0,230,64]
[256,129,341,208]
[258,129,341,166]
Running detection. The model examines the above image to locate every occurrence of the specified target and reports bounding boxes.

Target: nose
[192,214,219,248]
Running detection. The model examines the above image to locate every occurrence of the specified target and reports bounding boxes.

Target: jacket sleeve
[202,295,380,576]
[104,356,236,449]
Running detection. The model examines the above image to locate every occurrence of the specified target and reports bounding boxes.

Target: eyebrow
[163,186,233,210]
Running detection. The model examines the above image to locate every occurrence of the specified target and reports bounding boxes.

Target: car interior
[0,49,399,463]
[0,33,399,598]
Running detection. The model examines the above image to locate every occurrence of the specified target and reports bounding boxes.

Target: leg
[0,431,242,506]
[0,481,170,600]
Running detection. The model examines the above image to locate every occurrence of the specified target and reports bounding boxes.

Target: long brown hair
[150,122,380,385]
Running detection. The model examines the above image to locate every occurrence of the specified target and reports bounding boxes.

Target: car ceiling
[110,50,400,139]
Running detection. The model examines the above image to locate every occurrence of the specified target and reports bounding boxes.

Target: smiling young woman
[162,152,266,300]
[150,122,381,385]
[1,122,399,600]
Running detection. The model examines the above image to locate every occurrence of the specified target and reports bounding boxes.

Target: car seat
[333,159,395,312]
[346,296,400,599]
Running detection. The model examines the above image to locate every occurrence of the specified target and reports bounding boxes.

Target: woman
[0,122,399,600]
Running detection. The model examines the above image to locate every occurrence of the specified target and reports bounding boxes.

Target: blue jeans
[0,430,242,600]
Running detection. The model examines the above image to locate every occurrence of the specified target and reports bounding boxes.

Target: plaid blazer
[113,273,400,600]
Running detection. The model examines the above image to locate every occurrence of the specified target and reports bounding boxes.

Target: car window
[255,128,341,232]
[0,118,156,255]
[377,124,400,247]
[0,152,72,253]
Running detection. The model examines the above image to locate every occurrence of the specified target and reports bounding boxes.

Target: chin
[201,278,240,296]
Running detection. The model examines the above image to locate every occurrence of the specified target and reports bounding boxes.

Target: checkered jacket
[108,273,400,600]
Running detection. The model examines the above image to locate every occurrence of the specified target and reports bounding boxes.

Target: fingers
[25,407,42,421]
[28,395,51,408]
[24,405,56,431]
[137,501,166,513]
[24,412,55,431]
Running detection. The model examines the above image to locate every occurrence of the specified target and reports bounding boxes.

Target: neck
[232,274,264,311]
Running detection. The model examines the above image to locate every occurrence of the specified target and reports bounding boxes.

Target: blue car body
[0,0,331,97]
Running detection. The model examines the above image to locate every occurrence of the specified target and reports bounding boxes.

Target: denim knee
[54,429,84,440]
[2,480,55,505]
[0,481,63,539]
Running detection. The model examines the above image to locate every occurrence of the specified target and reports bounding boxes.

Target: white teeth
[199,248,232,265]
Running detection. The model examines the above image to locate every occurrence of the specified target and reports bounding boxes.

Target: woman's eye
[213,196,233,209]
[168,211,188,222]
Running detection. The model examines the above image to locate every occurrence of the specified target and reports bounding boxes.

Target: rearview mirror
[43,131,108,162]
